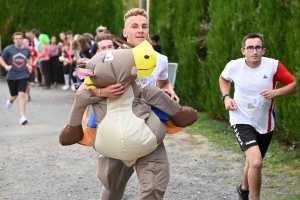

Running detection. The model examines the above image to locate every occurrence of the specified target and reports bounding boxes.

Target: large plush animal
[59,40,197,167]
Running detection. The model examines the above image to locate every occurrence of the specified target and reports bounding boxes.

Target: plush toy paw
[165,120,183,134]
[78,127,96,146]
[59,125,84,145]
[170,106,198,127]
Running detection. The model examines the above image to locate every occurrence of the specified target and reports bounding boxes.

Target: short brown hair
[242,33,264,47]
[66,30,73,36]
[13,32,23,40]
[124,8,148,22]
[95,33,113,43]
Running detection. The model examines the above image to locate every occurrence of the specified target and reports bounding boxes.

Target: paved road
[0,80,297,200]
[0,81,75,137]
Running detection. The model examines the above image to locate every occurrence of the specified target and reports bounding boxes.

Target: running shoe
[19,116,28,125]
[236,183,249,200]
[6,99,13,108]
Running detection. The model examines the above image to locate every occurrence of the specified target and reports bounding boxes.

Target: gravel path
[0,81,298,200]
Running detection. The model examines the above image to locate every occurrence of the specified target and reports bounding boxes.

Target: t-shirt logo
[263,74,268,79]
[12,53,26,68]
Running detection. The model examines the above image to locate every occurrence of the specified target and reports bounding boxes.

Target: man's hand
[77,58,90,66]
[92,83,126,98]
[260,89,277,100]
[27,65,32,73]
[224,97,237,111]
[5,65,12,71]
[163,88,179,102]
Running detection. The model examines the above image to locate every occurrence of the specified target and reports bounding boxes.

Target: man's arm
[260,80,298,100]
[157,79,179,102]
[0,57,11,71]
[219,75,236,111]
[27,57,32,72]
[77,82,126,98]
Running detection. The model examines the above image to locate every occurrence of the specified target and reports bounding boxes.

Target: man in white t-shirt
[219,33,298,200]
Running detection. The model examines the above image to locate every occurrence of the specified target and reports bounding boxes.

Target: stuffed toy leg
[59,89,101,145]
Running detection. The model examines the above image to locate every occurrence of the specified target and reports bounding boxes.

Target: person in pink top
[49,36,60,88]
[33,34,51,89]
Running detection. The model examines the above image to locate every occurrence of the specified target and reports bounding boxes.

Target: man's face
[67,34,73,41]
[25,32,31,39]
[241,38,266,66]
[22,38,29,47]
[123,15,149,47]
[97,40,115,52]
[13,35,23,48]
[60,33,66,41]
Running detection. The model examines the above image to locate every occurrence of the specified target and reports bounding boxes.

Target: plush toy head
[77,40,157,89]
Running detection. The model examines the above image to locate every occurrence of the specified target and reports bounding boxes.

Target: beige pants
[98,142,170,200]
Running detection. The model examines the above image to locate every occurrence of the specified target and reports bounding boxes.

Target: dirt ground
[0,81,298,200]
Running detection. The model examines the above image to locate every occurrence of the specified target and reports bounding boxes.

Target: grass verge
[185,112,300,199]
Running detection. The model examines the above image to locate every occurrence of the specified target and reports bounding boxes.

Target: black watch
[222,94,230,101]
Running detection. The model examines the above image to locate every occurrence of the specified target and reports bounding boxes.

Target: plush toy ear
[77,68,94,80]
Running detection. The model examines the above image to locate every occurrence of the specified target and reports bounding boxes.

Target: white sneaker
[61,85,70,90]
[71,84,76,91]
[6,99,13,108]
[19,116,28,125]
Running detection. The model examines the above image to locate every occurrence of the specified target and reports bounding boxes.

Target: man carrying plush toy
[95,8,178,200]
[60,8,197,200]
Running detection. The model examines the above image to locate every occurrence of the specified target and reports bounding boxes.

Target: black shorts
[232,124,273,158]
[7,78,29,96]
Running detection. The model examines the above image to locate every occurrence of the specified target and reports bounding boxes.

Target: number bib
[247,96,265,109]
[136,76,150,89]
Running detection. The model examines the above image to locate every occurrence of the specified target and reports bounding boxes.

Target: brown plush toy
[59,40,197,167]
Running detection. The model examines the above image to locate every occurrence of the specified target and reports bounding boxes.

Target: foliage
[0,0,124,49]
[150,0,300,144]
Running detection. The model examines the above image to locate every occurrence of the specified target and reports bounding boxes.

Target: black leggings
[49,56,59,84]
[63,64,77,84]
[41,60,51,87]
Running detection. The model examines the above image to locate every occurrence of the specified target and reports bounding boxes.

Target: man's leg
[18,91,26,116]
[244,145,262,200]
[98,156,134,200]
[135,142,170,200]
[241,157,249,191]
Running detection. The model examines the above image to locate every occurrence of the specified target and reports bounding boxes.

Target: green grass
[185,112,300,198]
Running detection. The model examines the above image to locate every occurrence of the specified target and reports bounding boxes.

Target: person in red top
[59,42,73,90]
[23,38,37,101]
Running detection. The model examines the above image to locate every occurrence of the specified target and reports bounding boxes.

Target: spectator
[34,34,51,89]
[149,34,162,53]
[23,38,37,101]
[59,42,73,90]
[49,36,60,88]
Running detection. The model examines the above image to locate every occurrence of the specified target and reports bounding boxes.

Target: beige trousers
[98,142,170,200]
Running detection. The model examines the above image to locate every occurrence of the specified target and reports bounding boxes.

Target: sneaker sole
[20,120,28,125]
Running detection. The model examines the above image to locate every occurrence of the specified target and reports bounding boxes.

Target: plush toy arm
[59,124,84,145]
[59,89,103,146]
[141,85,198,127]
[68,89,102,126]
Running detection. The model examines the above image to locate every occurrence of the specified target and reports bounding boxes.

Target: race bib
[136,76,150,89]
[247,96,265,109]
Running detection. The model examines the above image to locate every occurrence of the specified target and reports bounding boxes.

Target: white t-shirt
[135,52,168,89]
[221,57,294,134]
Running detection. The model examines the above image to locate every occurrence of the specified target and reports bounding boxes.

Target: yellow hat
[132,40,157,77]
